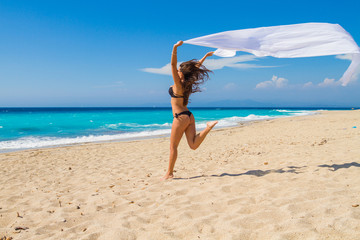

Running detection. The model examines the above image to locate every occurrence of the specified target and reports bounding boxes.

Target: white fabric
[184,23,360,86]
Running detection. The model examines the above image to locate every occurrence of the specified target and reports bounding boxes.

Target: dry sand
[1,110,360,240]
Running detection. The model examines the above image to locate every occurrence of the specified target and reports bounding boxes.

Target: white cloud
[141,63,172,75]
[141,55,275,75]
[303,82,313,88]
[273,75,288,88]
[256,75,347,89]
[255,75,288,89]
[318,78,340,87]
[223,82,237,90]
[255,80,273,89]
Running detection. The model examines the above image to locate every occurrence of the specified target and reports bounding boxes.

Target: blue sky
[0,0,359,107]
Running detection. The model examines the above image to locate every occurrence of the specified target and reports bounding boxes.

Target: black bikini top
[168,86,184,98]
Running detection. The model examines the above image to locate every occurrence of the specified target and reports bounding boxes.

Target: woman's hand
[174,40,183,47]
[206,51,214,56]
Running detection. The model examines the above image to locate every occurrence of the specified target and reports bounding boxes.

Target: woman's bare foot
[161,173,174,181]
[206,121,218,130]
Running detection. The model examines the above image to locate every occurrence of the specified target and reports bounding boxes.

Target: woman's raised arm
[171,41,183,84]
[197,51,214,67]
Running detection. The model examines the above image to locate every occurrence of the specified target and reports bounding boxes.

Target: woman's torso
[169,85,189,115]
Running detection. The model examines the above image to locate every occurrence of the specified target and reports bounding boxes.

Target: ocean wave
[104,122,171,129]
[0,128,172,150]
[195,114,275,129]
[275,109,316,116]
[291,111,315,116]
[275,109,312,113]
[207,111,314,128]
[276,109,292,112]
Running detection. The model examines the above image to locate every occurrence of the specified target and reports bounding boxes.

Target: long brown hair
[179,59,212,105]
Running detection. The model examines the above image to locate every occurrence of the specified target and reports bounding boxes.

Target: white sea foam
[275,109,314,115]
[0,128,172,151]
[105,122,171,129]
[0,126,3,128]
[196,114,275,129]
[276,109,291,112]
[291,111,314,116]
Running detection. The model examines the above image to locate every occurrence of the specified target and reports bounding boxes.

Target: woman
[162,40,218,180]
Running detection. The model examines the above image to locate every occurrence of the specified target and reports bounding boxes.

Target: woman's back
[169,85,188,114]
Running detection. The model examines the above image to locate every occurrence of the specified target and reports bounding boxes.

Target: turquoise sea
[0,107,347,153]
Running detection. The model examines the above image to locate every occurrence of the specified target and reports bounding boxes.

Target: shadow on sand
[173,161,360,180]
[173,165,306,180]
[318,162,360,171]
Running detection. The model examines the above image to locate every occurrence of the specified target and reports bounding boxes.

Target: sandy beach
[1,110,359,240]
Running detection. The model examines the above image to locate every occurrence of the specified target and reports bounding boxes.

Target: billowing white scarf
[184,23,360,86]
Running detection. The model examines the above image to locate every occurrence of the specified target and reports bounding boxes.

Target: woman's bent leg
[162,116,190,180]
[185,115,218,150]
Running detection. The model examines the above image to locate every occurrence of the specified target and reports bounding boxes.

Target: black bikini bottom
[174,110,192,118]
